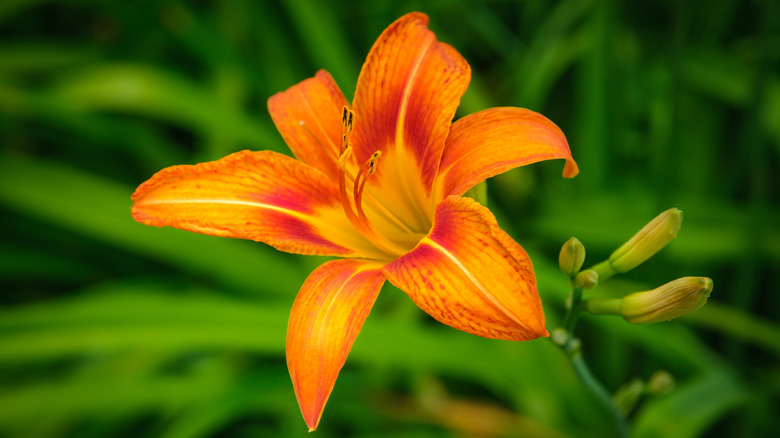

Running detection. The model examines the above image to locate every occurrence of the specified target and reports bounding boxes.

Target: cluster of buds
[558,237,599,290]
[612,371,676,414]
[558,208,713,324]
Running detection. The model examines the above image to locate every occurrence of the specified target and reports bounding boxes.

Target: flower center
[336,106,423,258]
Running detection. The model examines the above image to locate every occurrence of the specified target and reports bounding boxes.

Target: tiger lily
[131,12,577,431]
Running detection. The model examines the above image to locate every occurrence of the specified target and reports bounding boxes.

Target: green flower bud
[550,328,568,346]
[559,237,586,276]
[609,208,683,273]
[646,370,675,395]
[613,378,645,415]
[621,277,713,324]
[575,269,598,290]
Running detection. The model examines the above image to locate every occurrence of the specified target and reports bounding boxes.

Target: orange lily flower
[131,12,577,431]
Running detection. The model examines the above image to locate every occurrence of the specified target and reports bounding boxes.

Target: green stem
[584,297,623,316]
[553,282,629,437]
[589,260,618,282]
[562,286,584,333]
[570,351,630,438]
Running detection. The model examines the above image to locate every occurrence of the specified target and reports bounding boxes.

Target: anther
[338,105,360,231]
[341,106,354,133]
[367,151,381,175]
[353,150,382,229]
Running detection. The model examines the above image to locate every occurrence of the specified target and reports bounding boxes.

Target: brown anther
[367,151,381,175]
[341,106,354,134]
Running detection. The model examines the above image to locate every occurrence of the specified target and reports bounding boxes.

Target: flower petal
[287,259,385,431]
[351,12,470,193]
[268,70,348,180]
[436,107,578,198]
[383,196,547,341]
[131,150,381,258]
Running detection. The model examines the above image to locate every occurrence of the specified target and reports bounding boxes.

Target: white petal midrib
[421,236,532,333]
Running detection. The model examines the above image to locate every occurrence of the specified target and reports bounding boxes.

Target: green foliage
[1,0,777,436]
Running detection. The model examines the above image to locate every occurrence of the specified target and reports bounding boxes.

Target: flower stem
[589,260,617,282]
[584,297,623,316]
[569,350,630,438]
[552,283,629,437]
[562,285,583,333]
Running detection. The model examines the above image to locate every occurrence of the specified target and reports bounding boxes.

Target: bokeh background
[1,0,778,437]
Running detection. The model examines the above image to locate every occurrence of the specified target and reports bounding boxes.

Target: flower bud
[621,277,713,324]
[613,378,645,415]
[609,208,683,273]
[575,269,598,290]
[550,328,569,346]
[559,237,585,276]
[646,370,675,395]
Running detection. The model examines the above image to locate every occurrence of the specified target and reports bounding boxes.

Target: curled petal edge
[437,107,578,198]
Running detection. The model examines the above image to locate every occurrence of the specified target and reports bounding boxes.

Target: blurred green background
[1,0,778,437]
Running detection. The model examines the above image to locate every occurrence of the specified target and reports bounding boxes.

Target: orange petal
[287,259,385,431]
[131,150,380,257]
[351,12,470,193]
[383,196,548,341]
[268,70,349,180]
[436,107,578,198]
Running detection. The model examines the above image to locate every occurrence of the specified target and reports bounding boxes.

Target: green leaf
[49,63,281,151]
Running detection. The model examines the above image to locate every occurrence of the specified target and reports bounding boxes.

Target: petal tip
[295,387,325,433]
[288,260,385,432]
[401,11,429,25]
[563,159,579,178]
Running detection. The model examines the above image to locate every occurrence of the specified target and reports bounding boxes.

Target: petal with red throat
[383,196,548,341]
[351,12,470,192]
[268,70,349,180]
[287,259,385,431]
[437,107,578,198]
[131,150,380,258]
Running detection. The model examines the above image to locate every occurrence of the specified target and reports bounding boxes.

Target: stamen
[342,106,353,136]
[338,144,352,169]
[298,107,413,241]
[338,106,360,227]
[338,164,360,227]
[367,152,380,175]
[333,106,415,257]
[354,151,381,228]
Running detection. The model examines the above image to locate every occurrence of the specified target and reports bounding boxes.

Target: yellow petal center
[335,106,431,259]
